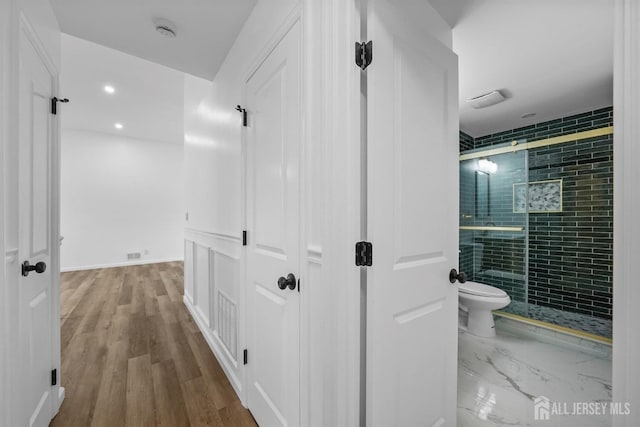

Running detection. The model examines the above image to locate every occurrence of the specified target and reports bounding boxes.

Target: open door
[17,20,59,427]
[365,1,459,425]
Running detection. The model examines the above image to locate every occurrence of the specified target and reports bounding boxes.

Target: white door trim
[0,0,10,422]
[612,0,640,423]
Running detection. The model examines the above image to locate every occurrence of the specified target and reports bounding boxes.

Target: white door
[245,21,301,427]
[366,1,459,425]
[18,26,56,427]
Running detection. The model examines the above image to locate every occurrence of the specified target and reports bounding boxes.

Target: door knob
[277,273,297,291]
[22,260,47,277]
[449,268,467,284]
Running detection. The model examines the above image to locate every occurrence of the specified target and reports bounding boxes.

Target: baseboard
[183,296,244,402]
[61,258,184,272]
[54,387,65,414]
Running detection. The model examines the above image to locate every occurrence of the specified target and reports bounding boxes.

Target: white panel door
[18,27,56,427]
[245,21,301,427]
[366,1,459,425]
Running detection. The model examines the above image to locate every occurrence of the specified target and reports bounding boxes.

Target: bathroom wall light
[478,158,498,174]
[114,123,123,130]
[104,85,115,94]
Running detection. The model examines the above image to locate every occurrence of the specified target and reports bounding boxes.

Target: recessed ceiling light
[114,123,123,129]
[521,112,536,119]
[104,85,115,94]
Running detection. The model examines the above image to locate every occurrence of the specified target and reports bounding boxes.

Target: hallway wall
[60,130,184,270]
[182,0,300,404]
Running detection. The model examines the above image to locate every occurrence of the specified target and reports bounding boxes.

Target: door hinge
[297,278,300,293]
[243,349,248,365]
[242,230,247,246]
[51,369,57,386]
[355,241,373,266]
[236,105,247,127]
[51,97,69,115]
[355,41,373,70]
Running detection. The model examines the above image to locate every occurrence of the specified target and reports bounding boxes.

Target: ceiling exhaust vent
[466,90,506,109]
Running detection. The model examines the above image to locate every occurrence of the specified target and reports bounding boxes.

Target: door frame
[612,0,640,423]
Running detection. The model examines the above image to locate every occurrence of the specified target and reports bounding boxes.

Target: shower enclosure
[460,143,528,306]
[459,131,613,339]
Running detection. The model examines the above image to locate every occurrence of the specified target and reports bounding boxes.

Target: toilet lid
[458,281,507,298]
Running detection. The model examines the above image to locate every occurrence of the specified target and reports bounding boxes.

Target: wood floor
[51,262,257,427]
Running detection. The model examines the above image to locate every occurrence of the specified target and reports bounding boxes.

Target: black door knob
[449,268,467,284]
[277,273,297,291]
[22,260,47,277]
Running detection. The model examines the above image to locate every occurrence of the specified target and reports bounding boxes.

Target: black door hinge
[355,241,373,266]
[236,105,247,127]
[355,41,373,70]
[51,369,57,386]
[243,349,248,365]
[242,230,247,246]
[297,278,300,293]
[51,97,69,115]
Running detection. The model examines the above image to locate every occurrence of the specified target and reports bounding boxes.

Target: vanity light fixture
[104,85,115,94]
[114,123,123,130]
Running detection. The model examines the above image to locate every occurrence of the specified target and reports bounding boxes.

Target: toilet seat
[458,281,507,298]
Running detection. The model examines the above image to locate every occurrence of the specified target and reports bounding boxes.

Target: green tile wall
[459,107,613,320]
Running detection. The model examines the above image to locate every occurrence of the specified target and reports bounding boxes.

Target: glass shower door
[459,145,528,313]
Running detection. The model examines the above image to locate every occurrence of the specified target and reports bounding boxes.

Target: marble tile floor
[458,318,612,427]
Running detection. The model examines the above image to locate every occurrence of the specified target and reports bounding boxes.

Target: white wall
[183,1,364,425]
[182,0,299,395]
[60,130,184,270]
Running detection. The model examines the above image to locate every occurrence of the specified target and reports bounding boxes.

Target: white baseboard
[54,387,65,415]
[61,257,184,272]
[183,296,244,403]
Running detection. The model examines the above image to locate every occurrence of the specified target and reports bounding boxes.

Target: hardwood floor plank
[128,312,150,359]
[52,262,256,427]
[118,273,134,306]
[126,354,156,427]
[181,377,224,427]
[151,359,190,427]
[148,314,172,365]
[90,338,128,427]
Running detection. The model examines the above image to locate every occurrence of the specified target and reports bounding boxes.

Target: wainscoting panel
[195,244,211,328]
[184,241,195,303]
[183,230,243,397]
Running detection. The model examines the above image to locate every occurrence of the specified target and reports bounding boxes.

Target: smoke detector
[154,18,177,38]
[466,90,506,109]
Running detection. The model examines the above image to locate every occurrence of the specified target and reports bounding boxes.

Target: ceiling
[56,1,613,142]
[52,0,257,80]
[429,0,613,137]
[60,34,189,144]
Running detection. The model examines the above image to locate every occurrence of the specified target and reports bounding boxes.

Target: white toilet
[458,281,511,338]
